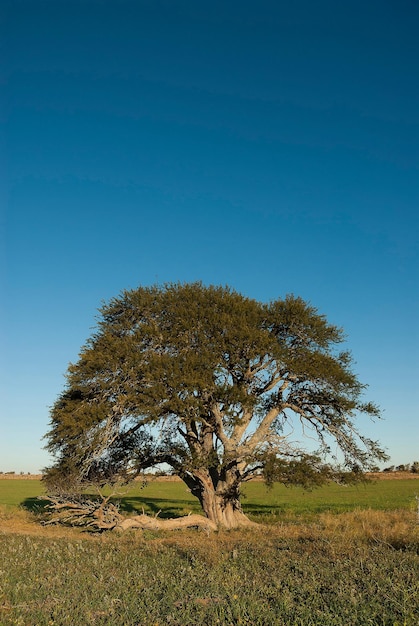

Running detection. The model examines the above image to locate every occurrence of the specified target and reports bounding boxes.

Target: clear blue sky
[1,0,418,473]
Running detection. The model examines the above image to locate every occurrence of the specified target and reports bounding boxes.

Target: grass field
[0,478,418,625]
[0,477,418,519]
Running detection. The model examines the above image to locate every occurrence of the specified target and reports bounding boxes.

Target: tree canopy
[45,282,387,528]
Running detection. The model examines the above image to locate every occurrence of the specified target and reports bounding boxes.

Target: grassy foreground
[0,479,418,625]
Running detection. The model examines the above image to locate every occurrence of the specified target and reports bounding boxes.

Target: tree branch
[241,406,282,454]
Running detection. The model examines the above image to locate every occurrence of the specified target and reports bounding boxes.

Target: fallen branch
[41,496,123,530]
[40,496,217,532]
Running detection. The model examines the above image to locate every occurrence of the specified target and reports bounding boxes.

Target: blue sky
[1,0,418,473]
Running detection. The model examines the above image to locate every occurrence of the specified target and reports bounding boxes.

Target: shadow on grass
[119,497,294,519]
[243,501,354,516]
[22,497,50,514]
[21,495,349,522]
[118,496,200,518]
[20,495,321,520]
[21,494,202,520]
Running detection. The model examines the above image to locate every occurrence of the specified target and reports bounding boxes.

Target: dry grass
[367,471,419,480]
[0,505,86,540]
[1,503,418,625]
[1,503,417,552]
[317,508,419,551]
[1,513,418,626]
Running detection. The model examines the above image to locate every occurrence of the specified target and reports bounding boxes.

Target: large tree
[45,282,386,528]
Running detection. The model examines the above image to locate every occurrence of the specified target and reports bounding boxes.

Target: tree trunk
[184,468,257,529]
[201,487,254,528]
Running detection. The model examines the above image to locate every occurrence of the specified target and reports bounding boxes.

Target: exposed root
[41,496,218,532]
[114,514,218,532]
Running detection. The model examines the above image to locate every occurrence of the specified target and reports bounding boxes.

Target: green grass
[0,478,418,520]
[1,479,418,625]
[0,525,418,625]
[112,478,419,523]
[242,479,419,520]
[0,480,46,508]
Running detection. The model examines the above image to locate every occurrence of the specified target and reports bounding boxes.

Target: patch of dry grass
[317,508,419,551]
[0,505,86,540]
[1,512,418,626]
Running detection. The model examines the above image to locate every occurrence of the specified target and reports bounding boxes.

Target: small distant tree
[411,462,419,474]
[44,283,387,529]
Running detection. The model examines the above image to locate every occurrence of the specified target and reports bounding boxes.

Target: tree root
[41,496,262,532]
[114,513,218,532]
[41,496,219,532]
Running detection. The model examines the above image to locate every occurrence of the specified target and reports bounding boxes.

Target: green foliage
[262,453,366,489]
[44,282,387,517]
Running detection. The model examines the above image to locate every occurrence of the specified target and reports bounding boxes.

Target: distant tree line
[381,462,419,473]
[0,471,33,475]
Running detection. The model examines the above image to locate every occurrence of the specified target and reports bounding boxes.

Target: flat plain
[0,476,418,625]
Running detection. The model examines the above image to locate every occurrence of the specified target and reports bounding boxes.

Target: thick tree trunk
[184,468,257,529]
[201,488,254,528]
[44,466,257,532]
